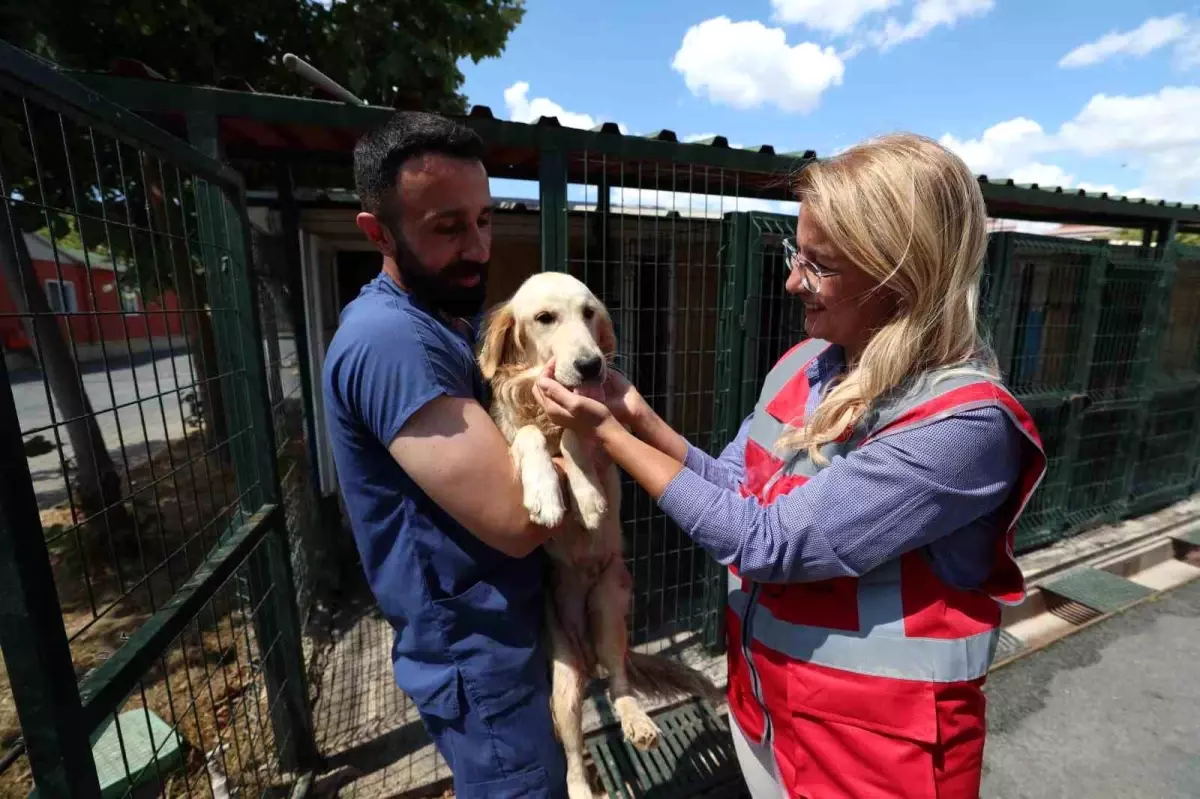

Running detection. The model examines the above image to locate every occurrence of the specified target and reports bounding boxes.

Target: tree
[1,0,526,112]
[0,0,525,542]
[1109,228,1200,247]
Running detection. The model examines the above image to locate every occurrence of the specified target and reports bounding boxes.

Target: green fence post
[187,113,320,774]
[737,214,764,421]
[0,356,100,797]
[988,233,1019,373]
[702,211,751,652]
[223,192,323,773]
[539,149,568,272]
[714,212,750,446]
[1054,244,1109,530]
[1120,227,1179,509]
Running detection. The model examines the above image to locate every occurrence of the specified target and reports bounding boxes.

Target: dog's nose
[574,355,603,381]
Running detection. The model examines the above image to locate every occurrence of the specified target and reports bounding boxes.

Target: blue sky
[460,0,1200,208]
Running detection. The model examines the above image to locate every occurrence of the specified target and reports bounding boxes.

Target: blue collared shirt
[322,273,546,719]
[658,345,1023,589]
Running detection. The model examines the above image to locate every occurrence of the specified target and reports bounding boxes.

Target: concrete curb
[996,496,1200,669]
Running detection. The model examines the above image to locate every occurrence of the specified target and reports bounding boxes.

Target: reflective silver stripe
[864,368,997,439]
[755,339,830,413]
[727,570,773,740]
[726,588,999,683]
[854,558,907,635]
[747,411,787,452]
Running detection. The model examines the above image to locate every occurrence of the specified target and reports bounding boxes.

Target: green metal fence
[0,43,317,797]
[708,220,1200,559]
[250,226,326,626]
[984,232,1199,549]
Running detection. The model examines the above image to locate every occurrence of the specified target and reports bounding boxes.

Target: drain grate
[992,628,1026,663]
[585,698,743,798]
[1041,566,1153,616]
[1046,595,1104,626]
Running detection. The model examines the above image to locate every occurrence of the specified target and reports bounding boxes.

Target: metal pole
[282,54,367,106]
[0,338,101,798]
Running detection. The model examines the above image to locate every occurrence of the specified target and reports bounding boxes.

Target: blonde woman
[533,133,1048,799]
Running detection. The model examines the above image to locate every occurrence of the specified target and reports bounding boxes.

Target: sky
[458,0,1200,210]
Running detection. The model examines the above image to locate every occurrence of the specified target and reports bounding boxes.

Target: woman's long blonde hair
[778,132,997,464]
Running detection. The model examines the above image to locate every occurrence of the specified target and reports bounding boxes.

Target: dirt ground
[0,432,292,798]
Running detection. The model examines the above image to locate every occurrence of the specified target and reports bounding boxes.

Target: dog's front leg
[560,429,608,531]
[512,425,565,527]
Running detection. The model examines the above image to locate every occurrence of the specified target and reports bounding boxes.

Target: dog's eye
[582,306,595,321]
[535,311,557,325]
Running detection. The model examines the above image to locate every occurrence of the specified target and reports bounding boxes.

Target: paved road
[982,577,1200,799]
[11,338,299,508]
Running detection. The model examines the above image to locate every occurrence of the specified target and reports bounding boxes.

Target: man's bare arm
[388,394,561,557]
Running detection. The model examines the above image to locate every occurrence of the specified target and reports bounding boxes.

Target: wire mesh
[1086,257,1162,402]
[565,152,798,654]
[0,537,295,798]
[1128,386,1200,514]
[740,213,806,417]
[1012,401,1072,553]
[251,227,323,624]
[1065,403,1140,530]
[0,68,305,794]
[1158,250,1200,382]
[997,248,1090,396]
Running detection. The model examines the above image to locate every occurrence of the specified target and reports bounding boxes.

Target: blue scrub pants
[419,677,568,798]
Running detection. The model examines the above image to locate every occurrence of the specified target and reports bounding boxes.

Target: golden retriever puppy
[478,271,718,799]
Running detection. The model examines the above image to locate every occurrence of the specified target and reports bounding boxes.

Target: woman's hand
[534,360,623,441]
[603,369,651,430]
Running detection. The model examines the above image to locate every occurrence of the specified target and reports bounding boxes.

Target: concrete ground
[982,577,1200,799]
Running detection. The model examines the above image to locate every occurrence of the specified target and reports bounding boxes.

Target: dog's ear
[478,302,519,380]
[596,306,617,357]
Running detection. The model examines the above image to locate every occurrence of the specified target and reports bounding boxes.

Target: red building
[0,233,184,360]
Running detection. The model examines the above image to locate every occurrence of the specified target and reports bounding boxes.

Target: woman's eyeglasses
[781,237,839,293]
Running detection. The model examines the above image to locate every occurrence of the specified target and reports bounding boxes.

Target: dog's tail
[624,651,723,703]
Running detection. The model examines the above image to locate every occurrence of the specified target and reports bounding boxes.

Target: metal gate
[707,210,807,646]
[0,43,317,797]
[984,232,1197,551]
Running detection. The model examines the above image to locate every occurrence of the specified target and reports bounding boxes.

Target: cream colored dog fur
[478,271,718,799]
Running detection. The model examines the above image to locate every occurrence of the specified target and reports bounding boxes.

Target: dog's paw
[615,697,660,751]
[524,469,566,527]
[622,711,660,752]
[572,485,608,531]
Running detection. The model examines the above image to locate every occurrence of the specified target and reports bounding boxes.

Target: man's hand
[388,395,567,558]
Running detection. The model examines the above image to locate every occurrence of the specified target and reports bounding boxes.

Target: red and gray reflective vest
[726,338,1047,753]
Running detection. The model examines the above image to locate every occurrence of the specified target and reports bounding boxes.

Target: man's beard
[391,229,489,319]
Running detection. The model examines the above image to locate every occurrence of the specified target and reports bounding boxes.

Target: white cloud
[872,0,994,51]
[1007,163,1074,188]
[770,0,898,35]
[671,17,845,114]
[1058,87,1200,156]
[941,86,1200,203]
[503,81,628,132]
[1059,14,1191,68]
[938,117,1050,176]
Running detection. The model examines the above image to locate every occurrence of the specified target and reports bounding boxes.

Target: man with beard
[322,111,568,797]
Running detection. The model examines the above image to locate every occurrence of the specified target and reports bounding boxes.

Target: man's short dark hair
[353,111,486,221]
